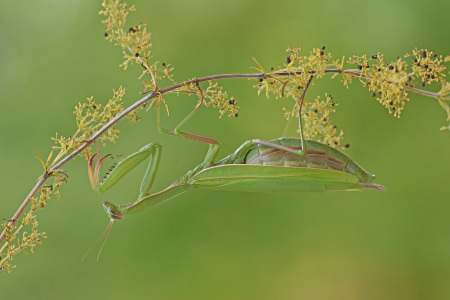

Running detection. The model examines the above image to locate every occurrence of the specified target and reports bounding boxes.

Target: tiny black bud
[416,62,420,66]
[389,65,394,70]
[413,58,418,63]
[422,51,427,57]
[135,53,139,57]
[345,144,350,148]
[320,51,324,56]
[431,75,435,79]
[162,62,166,66]
[424,64,428,69]
[372,55,378,59]
[321,46,325,50]
[259,78,263,82]
[433,53,437,57]
[371,93,376,97]
[234,112,239,117]
[104,32,108,37]
[314,109,318,113]
[389,101,394,105]
[357,65,363,70]
[286,56,291,64]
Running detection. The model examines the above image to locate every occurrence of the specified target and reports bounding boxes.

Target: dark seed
[345,144,350,148]
[286,56,291,64]
[321,46,325,50]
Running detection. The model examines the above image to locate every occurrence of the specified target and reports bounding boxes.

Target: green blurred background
[1,0,449,299]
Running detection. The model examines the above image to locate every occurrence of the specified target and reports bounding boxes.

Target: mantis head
[102,201,124,220]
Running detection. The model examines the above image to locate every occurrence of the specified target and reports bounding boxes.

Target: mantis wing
[189,164,385,193]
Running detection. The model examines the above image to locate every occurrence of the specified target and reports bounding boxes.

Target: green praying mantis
[86,92,384,236]
[84,86,385,258]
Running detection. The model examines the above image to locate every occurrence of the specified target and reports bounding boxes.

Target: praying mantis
[84,83,386,258]
[87,89,385,225]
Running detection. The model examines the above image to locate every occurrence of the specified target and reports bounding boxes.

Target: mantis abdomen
[242,138,375,184]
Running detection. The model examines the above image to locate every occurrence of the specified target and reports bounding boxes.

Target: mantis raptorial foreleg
[88,141,162,203]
